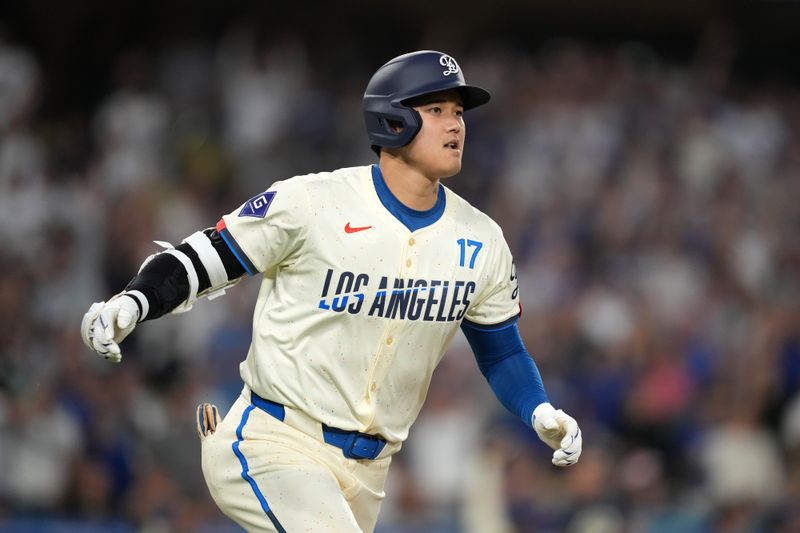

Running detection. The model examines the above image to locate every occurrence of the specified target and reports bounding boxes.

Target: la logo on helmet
[439,54,460,76]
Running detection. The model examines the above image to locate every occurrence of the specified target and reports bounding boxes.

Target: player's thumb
[533,402,559,431]
[117,309,135,330]
[116,295,140,330]
[541,415,559,431]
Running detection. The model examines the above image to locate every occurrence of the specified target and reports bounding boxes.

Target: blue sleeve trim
[462,314,519,332]
[461,320,548,428]
[219,227,258,276]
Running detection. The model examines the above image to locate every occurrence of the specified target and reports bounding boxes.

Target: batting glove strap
[124,290,149,322]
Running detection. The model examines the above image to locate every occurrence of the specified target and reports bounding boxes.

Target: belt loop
[249,391,286,421]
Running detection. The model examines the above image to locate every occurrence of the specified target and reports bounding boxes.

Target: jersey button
[405,259,412,267]
[371,382,377,391]
[408,237,415,246]
[386,336,394,346]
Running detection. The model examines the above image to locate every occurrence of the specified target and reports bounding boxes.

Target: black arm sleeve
[125,228,246,321]
[125,253,190,321]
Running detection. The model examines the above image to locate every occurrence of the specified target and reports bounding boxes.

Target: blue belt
[250,391,387,461]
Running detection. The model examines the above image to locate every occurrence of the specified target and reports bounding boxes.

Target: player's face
[403,90,466,179]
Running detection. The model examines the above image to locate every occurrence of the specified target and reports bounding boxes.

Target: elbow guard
[126,228,246,321]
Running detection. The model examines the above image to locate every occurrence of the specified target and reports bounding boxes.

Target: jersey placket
[361,232,418,429]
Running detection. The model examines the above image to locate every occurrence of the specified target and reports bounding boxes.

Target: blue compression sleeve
[461,318,548,428]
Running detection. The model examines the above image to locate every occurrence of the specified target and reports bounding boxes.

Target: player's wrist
[532,402,554,425]
[120,290,148,322]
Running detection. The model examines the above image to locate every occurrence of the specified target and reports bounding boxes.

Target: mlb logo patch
[239,191,276,218]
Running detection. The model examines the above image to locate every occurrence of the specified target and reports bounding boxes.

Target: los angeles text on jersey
[318,269,475,322]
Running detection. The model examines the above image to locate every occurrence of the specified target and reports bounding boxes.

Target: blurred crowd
[1,26,799,533]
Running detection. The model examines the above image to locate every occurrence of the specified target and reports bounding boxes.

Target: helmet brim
[458,85,491,110]
[398,84,491,111]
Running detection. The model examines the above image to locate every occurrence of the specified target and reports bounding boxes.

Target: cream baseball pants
[201,388,393,532]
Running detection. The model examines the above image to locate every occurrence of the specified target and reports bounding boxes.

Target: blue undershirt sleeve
[461,318,549,428]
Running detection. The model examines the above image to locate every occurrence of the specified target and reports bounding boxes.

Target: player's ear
[387,119,403,133]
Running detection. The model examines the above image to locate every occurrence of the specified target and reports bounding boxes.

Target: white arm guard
[182,231,232,301]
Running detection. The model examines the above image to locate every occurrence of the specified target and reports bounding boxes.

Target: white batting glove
[80,293,141,363]
[533,402,582,467]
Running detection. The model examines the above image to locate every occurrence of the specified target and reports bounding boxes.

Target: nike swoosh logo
[344,222,373,234]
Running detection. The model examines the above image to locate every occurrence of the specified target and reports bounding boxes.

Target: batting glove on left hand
[80,293,140,363]
[533,402,582,467]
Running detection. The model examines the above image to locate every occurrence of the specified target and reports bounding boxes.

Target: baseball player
[81,50,582,532]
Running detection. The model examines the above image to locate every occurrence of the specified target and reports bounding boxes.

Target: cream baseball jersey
[216,165,520,444]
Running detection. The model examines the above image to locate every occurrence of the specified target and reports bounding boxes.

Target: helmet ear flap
[363,50,489,153]
[363,100,422,151]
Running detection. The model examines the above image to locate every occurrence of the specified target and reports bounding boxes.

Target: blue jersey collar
[371,165,446,232]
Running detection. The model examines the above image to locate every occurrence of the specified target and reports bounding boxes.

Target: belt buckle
[343,432,383,460]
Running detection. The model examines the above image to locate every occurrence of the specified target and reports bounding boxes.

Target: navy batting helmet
[363,50,491,154]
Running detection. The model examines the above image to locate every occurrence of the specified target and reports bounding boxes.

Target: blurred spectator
[92,49,171,197]
[0,387,83,510]
[699,395,786,508]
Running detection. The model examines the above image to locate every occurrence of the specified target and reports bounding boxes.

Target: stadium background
[1,1,799,531]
